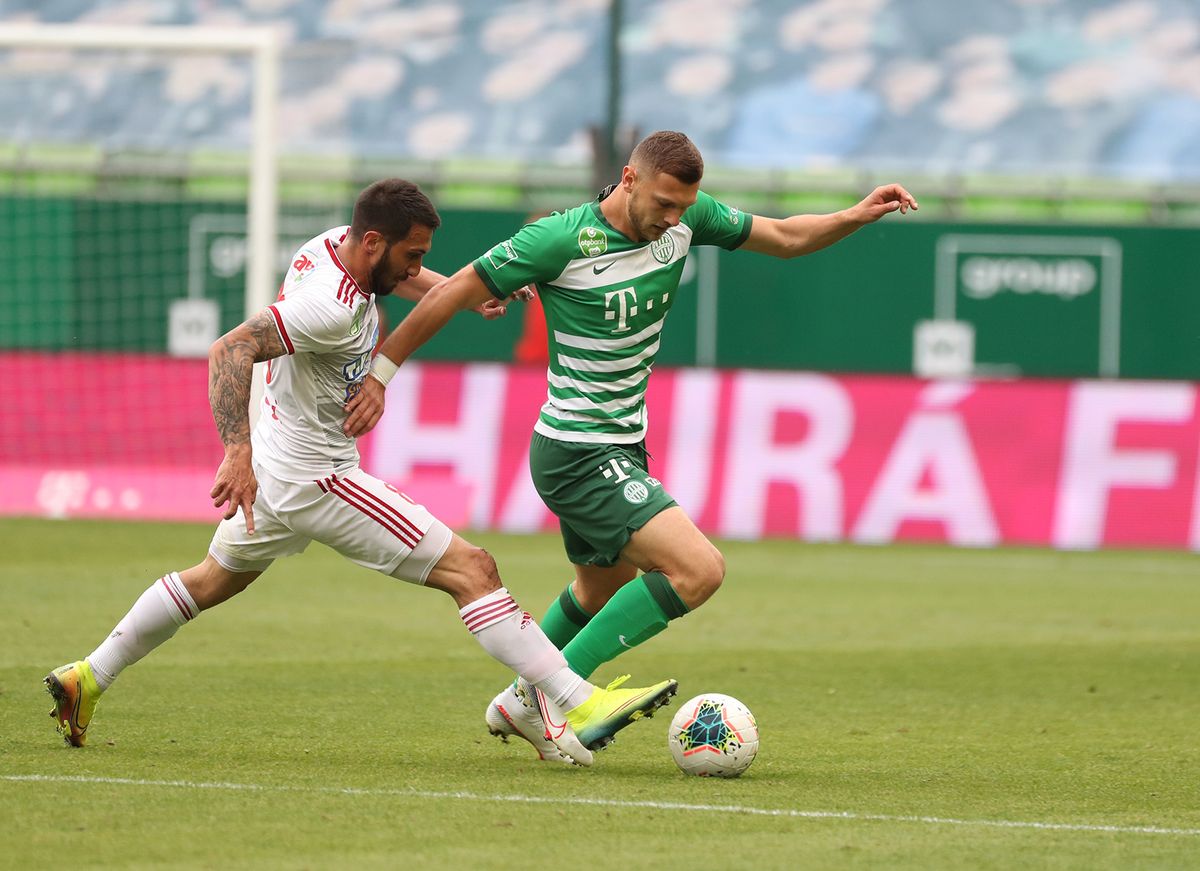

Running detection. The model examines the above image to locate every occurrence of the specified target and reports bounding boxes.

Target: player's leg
[619,505,725,609]
[416,532,591,763]
[304,466,585,708]
[571,562,639,614]
[537,558,637,649]
[527,435,709,680]
[526,434,666,663]
[303,467,675,763]
[484,547,681,759]
[44,557,267,747]
[44,477,298,747]
[91,556,265,685]
[557,506,721,680]
[421,531,588,713]
[400,507,676,762]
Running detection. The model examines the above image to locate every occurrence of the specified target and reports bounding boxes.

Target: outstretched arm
[387,265,530,320]
[343,264,495,437]
[387,266,446,303]
[208,310,288,534]
[741,184,918,259]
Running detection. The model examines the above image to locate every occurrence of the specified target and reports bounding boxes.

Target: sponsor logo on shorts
[623,481,649,504]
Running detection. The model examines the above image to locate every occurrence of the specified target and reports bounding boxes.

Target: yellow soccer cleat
[44,660,102,747]
[564,674,678,752]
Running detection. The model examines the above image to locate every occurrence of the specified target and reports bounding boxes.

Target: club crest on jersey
[578,227,608,257]
[650,233,675,264]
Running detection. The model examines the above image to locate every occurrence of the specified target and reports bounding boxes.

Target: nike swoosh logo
[592,262,614,275]
[618,635,633,648]
[536,688,568,739]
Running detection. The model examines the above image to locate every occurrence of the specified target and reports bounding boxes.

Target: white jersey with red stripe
[253,226,378,480]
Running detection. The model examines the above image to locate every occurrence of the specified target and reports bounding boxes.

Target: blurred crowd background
[3,0,1200,181]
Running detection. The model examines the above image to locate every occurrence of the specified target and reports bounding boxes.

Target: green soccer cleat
[44,660,102,747]
[564,674,678,751]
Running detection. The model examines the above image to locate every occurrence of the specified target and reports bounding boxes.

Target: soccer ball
[667,693,759,777]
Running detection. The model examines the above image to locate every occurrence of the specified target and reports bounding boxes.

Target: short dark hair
[629,131,704,185]
[349,178,441,243]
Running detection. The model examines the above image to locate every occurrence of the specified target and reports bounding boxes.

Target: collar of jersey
[324,237,367,298]
[588,198,640,246]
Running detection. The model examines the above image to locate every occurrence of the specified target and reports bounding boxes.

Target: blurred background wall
[3,0,1200,548]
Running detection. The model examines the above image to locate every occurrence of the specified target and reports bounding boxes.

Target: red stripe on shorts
[328,480,420,549]
[337,476,424,542]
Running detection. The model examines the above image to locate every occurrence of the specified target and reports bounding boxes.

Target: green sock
[560,572,689,679]
[540,584,592,649]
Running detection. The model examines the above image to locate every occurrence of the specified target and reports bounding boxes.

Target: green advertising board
[934,234,1118,377]
[1,193,1197,380]
[708,221,1200,381]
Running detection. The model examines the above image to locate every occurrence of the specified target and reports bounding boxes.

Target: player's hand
[211,444,258,534]
[854,184,919,222]
[344,373,386,438]
[474,298,510,319]
[472,285,535,319]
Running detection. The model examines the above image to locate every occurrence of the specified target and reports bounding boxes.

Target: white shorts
[209,464,452,584]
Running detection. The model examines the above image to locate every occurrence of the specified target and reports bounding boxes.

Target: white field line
[4,774,1198,838]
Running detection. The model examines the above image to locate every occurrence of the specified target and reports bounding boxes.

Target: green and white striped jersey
[473,189,752,444]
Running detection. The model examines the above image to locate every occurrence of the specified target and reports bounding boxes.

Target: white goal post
[0,24,281,321]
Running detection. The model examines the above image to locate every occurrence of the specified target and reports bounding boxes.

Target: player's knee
[695,544,726,601]
[183,557,258,610]
[670,544,725,609]
[459,546,503,600]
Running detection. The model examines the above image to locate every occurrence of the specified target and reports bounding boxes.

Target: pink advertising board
[4,353,1200,550]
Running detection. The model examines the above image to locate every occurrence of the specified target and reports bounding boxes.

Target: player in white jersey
[44,179,677,765]
[345,134,917,763]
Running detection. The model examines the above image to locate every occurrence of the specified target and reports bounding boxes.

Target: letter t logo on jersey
[604,287,638,333]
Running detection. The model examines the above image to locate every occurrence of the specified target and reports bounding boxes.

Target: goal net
[0,25,294,522]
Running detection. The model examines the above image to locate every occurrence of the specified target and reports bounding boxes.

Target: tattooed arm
[207,310,289,534]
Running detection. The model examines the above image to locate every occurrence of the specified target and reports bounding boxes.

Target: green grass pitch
[3,517,1199,869]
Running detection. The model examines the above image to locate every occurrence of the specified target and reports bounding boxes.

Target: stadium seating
[2,0,1199,179]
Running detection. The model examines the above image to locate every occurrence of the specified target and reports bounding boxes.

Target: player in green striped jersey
[346,131,916,761]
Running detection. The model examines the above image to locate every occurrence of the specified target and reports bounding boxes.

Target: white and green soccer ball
[667,693,759,777]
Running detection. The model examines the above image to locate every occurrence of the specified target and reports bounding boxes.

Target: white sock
[460,588,591,711]
[86,572,198,690]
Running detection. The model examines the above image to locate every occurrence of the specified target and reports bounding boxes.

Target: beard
[626,202,666,242]
[368,245,399,296]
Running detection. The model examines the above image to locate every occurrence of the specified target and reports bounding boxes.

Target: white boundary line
[5,774,1198,838]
